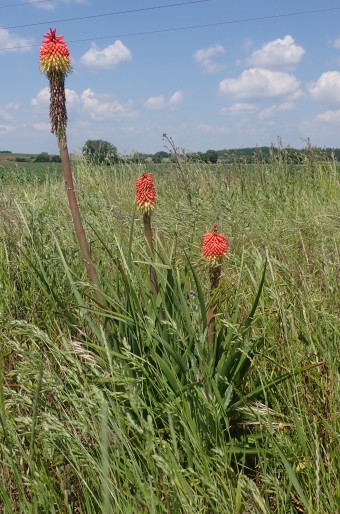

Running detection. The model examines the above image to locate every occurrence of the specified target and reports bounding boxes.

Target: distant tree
[129,151,147,164]
[82,140,118,164]
[15,157,30,162]
[50,154,62,162]
[202,150,219,164]
[35,152,50,162]
[152,151,170,163]
[285,148,303,164]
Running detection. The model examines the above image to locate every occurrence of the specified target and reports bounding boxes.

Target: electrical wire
[2,0,210,29]
[0,6,339,52]
[67,7,340,44]
[0,0,48,8]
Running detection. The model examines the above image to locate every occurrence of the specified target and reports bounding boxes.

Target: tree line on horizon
[2,139,340,165]
[81,139,340,164]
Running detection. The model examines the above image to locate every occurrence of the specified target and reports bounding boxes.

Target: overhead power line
[0,0,48,8]
[1,6,340,52]
[2,0,210,30]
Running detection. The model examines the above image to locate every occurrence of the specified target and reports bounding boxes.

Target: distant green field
[0,154,63,183]
[0,162,62,183]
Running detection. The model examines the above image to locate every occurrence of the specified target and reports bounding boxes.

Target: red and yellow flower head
[136,173,156,214]
[40,28,71,76]
[202,224,229,265]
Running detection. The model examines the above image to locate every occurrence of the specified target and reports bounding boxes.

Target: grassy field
[0,151,339,513]
[0,154,62,185]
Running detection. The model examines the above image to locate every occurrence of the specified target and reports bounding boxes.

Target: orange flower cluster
[136,173,156,214]
[202,224,229,264]
[40,28,71,76]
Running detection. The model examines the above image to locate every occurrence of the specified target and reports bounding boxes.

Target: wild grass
[0,150,339,513]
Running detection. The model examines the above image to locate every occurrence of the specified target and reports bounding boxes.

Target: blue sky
[2,0,340,154]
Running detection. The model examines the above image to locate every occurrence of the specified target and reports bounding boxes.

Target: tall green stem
[207,264,221,350]
[143,212,158,299]
[58,137,105,307]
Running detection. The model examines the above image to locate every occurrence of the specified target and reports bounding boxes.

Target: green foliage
[50,154,61,162]
[0,152,339,512]
[14,157,30,162]
[82,139,118,164]
[34,151,51,162]
[152,150,171,163]
[196,149,220,163]
[32,152,61,163]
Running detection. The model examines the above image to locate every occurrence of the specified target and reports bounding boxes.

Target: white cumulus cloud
[193,44,226,73]
[31,87,49,106]
[80,88,137,120]
[245,35,305,70]
[315,109,340,123]
[168,90,184,107]
[333,38,340,49]
[27,0,55,10]
[258,102,295,120]
[79,40,132,70]
[0,124,16,134]
[33,122,51,131]
[29,0,88,10]
[308,71,340,104]
[218,68,300,100]
[0,102,19,122]
[0,28,34,53]
[144,95,166,110]
[144,90,184,110]
[221,103,257,115]
[31,87,136,122]
[300,109,340,142]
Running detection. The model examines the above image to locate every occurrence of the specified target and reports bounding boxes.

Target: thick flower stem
[40,30,105,306]
[207,264,221,350]
[58,137,105,307]
[143,212,159,299]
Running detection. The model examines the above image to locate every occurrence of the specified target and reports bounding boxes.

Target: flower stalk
[136,173,158,298]
[202,224,229,349]
[40,28,104,306]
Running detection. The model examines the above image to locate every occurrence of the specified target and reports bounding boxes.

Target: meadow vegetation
[0,147,339,513]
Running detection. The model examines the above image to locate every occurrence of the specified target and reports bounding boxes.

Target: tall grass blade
[273,439,310,511]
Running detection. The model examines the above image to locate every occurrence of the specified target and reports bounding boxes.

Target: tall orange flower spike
[38,30,106,307]
[202,224,229,265]
[40,28,71,77]
[203,224,228,347]
[40,28,71,137]
[136,173,156,214]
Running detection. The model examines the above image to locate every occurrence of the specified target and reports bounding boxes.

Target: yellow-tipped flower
[40,28,71,77]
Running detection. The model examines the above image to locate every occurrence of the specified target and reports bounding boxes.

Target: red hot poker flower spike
[39,28,71,137]
[202,224,229,265]
[40,28,71,76]
[136,173,156,214]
